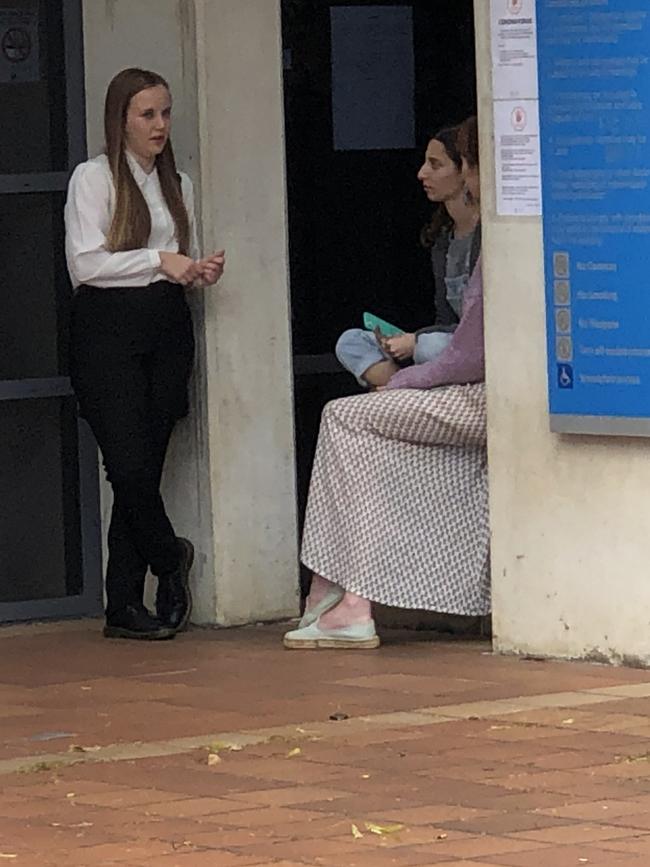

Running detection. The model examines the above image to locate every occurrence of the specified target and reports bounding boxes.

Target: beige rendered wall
[475,1,650,665]
[81,0,299,625]
[193,0,299,624]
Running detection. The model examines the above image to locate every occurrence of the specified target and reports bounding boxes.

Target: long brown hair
[420,125,463,249]
[104,68,190,254]
[457,115,479,168]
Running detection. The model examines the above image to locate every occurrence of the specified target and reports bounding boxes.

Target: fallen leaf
[351,823,363,839]
[30,731,77,743]
[66,793,76,799]
[20,760,66,773]
[0,855,17,860]
[170,840,194,852]
[68,744,102,753]
[207,753,222,766]
[229,744,243,752]
[623,752,650,764]
[361,774,370,779]
[364,821,405,836]
[286,747,302,758]
[562,718,574,725]
[437,832,448,840]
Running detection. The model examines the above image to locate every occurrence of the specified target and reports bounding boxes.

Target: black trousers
[70,282,195,617]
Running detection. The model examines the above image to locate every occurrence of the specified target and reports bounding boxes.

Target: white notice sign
[0,9,39,83]
[490,0,538,100]
[490,0,541,216]
[493,99,542,217]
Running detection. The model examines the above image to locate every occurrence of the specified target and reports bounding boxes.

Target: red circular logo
[511,107,527,131]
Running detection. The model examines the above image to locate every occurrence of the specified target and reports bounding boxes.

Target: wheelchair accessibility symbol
[558,364,573,389]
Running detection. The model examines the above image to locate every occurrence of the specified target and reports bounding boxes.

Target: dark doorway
[0,0,102,621]
[282,0,477,591]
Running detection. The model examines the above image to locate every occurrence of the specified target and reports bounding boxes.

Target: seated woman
[335,124,481,389]
[284,116,487,649]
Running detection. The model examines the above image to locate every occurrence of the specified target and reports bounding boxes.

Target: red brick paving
[2,622,650,864]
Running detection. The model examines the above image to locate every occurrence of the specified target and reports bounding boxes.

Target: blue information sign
[537,2,650,435]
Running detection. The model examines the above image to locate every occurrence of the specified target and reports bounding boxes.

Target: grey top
[417,222,481,337]
[444,231,475,317]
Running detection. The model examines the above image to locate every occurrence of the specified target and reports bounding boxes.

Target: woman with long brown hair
[66,68,224,640]
[335,124,480,388]
[284,115,487,649]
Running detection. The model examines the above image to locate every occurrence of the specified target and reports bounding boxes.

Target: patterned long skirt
[301,384,490,615]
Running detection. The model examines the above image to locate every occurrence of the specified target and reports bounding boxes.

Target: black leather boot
[103,604,175,640]
[156,537,194,632]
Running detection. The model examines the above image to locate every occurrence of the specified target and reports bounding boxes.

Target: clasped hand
[159,250,226,287]
[377,331,416,361]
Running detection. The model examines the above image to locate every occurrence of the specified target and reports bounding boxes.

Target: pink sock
[305,574,337,611]
[319,591,372,629]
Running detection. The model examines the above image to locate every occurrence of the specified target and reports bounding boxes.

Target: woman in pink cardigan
[284,117,489,649]
[385,255,483,391]
[386,116,483,392]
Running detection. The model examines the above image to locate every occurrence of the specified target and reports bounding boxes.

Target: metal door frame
[0,0,102,622]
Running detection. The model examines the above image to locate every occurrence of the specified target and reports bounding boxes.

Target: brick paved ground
[3,621,650,865]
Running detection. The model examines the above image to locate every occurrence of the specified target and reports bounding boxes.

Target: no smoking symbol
[2,27,31,63]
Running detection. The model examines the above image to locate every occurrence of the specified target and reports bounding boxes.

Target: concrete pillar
[81,0,299,625]
[475,0,650,665]
[193,0,299,625]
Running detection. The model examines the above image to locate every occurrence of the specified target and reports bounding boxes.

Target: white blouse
[64,151,200,289]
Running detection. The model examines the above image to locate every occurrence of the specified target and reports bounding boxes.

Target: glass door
[0,0,102,621]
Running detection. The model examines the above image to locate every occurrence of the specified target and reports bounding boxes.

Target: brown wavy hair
[420,124,463,249]
[104,68,190,254]
[457,115,479,168]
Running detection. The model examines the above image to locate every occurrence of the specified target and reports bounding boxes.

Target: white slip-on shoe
[283,618,380,650]
[298,586,346,628]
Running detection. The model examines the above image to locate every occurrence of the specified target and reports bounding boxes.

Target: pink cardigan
[386,256,484,390]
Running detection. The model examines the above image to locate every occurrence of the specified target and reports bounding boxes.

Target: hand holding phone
[384,332,416,361]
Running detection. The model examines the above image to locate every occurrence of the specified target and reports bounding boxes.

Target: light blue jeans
[335,329,453,385]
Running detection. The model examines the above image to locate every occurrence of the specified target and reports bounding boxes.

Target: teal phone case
[363,312,405,337]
